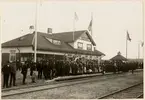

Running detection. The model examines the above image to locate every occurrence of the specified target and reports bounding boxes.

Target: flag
[40,0,43,6]
[141,42,144,47]
[88,19,92,31]
[127,31,131,41]
[29,25,34,30]
[74,12,78,21]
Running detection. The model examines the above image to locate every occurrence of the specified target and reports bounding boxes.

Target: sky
[0,0,144,59]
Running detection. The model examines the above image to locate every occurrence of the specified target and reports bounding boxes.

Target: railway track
[98,82,143,99]
[2,73,132,97]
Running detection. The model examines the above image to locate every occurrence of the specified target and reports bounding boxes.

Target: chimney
[47,28,52,34]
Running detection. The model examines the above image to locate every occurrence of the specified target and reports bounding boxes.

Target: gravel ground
[2,71,143,99]
[104,84,143,99]
[1,69,46,88]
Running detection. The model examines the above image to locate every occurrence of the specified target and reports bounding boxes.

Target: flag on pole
[127,31,131,41]
[74,12,78,21]
[141,41,144,47]
[40,0,43,6]
[88,19,92,31]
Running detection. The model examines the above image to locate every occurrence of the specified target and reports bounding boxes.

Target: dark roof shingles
[2,30,103,56]
[110,55,127,61]
[37,33,74,53]
[2,34,34,47]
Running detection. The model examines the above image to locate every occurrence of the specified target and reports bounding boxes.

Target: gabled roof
[94,50,105,56]
[110,54,127,61]
[2,30,104,56]
[52,30,96,46]
[2,30,96,48]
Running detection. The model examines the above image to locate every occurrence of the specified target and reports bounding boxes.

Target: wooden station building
[1,29,105,64]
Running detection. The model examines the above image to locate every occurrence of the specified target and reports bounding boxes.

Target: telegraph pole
[142,0,144,58]
[0,16,1,65]
[138,42,140,59]
[34,0,38,63]
[126,33,128,59]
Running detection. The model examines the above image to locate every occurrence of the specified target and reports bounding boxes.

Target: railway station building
[1,29,105,64]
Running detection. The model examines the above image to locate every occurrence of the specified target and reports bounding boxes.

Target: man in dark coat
[55,60,59,77]
[49,59,53,80]
[9,62,17,87]
[30,62,36,76]
[21,62,28,84]
[2,61,11,88]
[37,61,43,79]
[43,61,48,80]
[101,63,105,75]
[52,60,56,78]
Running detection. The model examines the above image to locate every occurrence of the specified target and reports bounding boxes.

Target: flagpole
[73,12,76,42]
[138,42,140,59]
[0,16,1,64]
[34,0,38,63]
[91,12,93,59]
[73,14,75,42]
[142,0,144,58]
[126,32,128,59]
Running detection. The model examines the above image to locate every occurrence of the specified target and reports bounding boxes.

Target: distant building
[110,51,143,63]
[1,30,105,64]
[110,52,127,62]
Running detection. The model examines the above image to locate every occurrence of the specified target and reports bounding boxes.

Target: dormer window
[46,37,53,43]
[53,39,61,45]
[45,37,61,45]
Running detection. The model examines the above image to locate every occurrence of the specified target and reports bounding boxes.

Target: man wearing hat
[2,61,11,88]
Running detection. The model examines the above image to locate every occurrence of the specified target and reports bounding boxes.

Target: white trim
[2,47,33,53]
[37,50,65,55]
[2,47,102,57]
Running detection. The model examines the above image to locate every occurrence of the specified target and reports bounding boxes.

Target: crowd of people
[2,58,99,88]
[2,58,143,88]
[2,61,17,88]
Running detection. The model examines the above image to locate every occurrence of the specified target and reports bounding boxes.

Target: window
[9,50,16,62]
[77,42,83,49]
[45,37,61,45]
[87,44,92,50]
[52,40,61,45]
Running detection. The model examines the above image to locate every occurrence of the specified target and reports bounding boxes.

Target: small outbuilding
[110,52,127,61]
